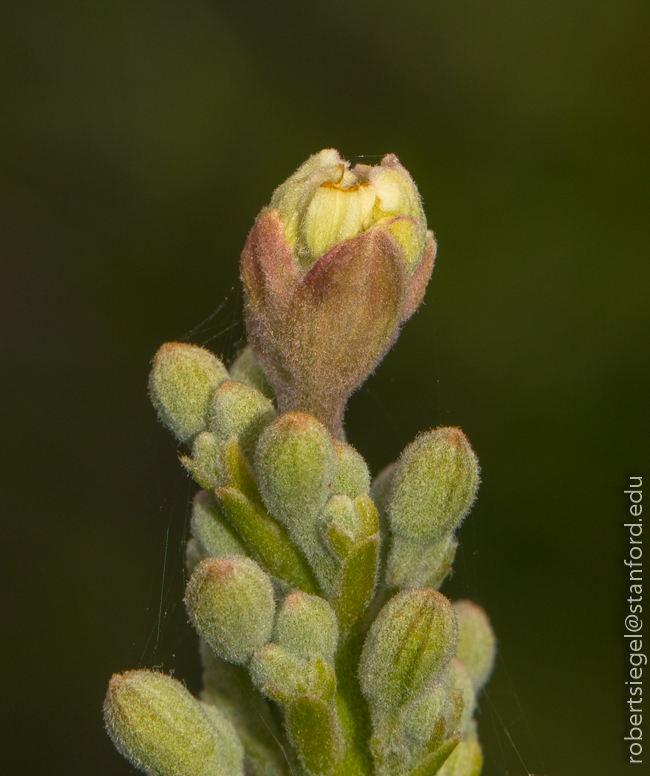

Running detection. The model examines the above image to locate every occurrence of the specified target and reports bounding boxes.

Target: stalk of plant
[104,149,496,776]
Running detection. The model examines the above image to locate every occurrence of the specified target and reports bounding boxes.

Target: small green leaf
[286,696,342,776]
[216,486,319,595]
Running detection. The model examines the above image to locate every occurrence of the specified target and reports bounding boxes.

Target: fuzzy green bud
[387,533,458,590]
[448,659,476,737]
[274,591,338,661]
[400,682,453,748]
[186,537,208,575]
[186,556,275,665]
[190,490,247,559]
[250,644,336,704]
[181,431,223,489]
[103,670,243,776]
[389,427,480,542]
[359,589,457,716]
[454,600,496,693]
[229,346,274,400]
[149,343,229,444]
[332,440,371,498]
[255,413,336,558]
[209,381,276,461]
[437,721,482,776]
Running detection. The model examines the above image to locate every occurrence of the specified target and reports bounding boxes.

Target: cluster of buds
[104,151,496,776]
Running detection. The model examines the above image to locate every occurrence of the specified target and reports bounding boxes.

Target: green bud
[387,533,458,590]
[275,591,338,661]
[209,381,276,461]
[181,431,223,490]
[250,644,336,704]
[319,495,380,635]
[388,428,480,542]
[190,490,247,559]
[359,589,457,717]
[331,440,371,498]
[370,463,396,518]
[454,600,496,693]
[400,681,453,748]
[149,343,229,444]
[229,346,274,400]
[255,412,336,558]
[436,722,482,776]
[103,670,243,776]
[322,494,378,555]
[185,537,208,575]
[185,556,275,665]
[448,659,476,737]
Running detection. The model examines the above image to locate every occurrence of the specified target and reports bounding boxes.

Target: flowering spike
[109,149,497,776]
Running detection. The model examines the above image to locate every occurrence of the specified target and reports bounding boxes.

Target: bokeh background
[1,1,648,774]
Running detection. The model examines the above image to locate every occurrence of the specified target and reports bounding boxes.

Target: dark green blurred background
[1,1,648,774]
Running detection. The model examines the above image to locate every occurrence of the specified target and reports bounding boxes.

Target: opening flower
[241,149,436,438]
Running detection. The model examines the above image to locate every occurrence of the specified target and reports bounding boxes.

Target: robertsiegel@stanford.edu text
[625,476,643,764]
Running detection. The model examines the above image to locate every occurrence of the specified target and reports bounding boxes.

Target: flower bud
[387,533,458,590]
[185,556,275,665]
[149,343,229,444]
[208,380,276,461]
[103,670,244,776]
[181,431,223,490]
[448,659,476,737]
[454,600,496,693]
[399,681,453,748]
[241,150,435,437]
[228,346,274,400]
[359,589,457,718]
[250,644,336,704]
[331,440,371,498]
[190,490,247,559]
[274,591,339,661]
[269,150,427,272]
[388,427,480,542]
[436,721,482,776]
[255,413,336,562]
